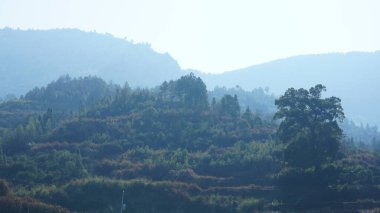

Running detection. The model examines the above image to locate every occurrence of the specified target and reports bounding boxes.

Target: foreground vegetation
[0,74,379,212]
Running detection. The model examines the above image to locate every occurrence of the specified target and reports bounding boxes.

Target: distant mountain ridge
[0,28,185,97]
[199,52,380,126]
[200,51,380,93]
[1,28,379,126]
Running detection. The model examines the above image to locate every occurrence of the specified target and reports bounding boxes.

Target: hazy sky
[0,0,379,73]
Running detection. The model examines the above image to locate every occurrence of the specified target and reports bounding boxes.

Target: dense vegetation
[0,74,379,212]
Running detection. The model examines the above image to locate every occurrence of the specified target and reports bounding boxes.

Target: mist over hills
[199,52,380,126]
[0,28,379,126]
[0,28,184,97]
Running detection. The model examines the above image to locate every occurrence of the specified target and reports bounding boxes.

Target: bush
[237,197,264,213]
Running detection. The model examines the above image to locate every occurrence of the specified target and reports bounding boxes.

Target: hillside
[1,28,379,126]
[0,28,185,97]
[0,75,380,212]
[200,52,380,126]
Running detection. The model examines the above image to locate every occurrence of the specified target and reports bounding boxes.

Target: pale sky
[0,0,379,73]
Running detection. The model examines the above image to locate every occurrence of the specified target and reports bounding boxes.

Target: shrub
[237,197,264,213]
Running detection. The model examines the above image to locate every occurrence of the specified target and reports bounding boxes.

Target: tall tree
[159,73,209,110]
[220,94,240,118]
[175,73,209,110]
[274,84,344,168]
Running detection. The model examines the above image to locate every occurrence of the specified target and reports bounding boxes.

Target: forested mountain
[199,52,380,126]
[0,28,185,97]
[0,75,380,212]
[1,28,379,127]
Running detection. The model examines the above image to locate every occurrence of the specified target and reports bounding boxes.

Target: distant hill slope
[0,28,185,97]
[199,52,380,126]
[1,28,379,126]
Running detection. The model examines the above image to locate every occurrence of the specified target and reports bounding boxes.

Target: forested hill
[199,52,380,126]
[0,28,185,97]
[1,74,380,212]
[1,28,379,126]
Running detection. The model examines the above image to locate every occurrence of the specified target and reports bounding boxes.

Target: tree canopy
[1,76,380,212]
[274,84,344,168]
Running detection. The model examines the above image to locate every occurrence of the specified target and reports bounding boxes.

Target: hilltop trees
[274,84,344,168]
[174,73,209,110]
[24,75,114,111]
[219,94,240,118]
[159,73,209,110]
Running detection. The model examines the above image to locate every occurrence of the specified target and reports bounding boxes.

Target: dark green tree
[175,73,209,110]
[274,84,344,168]
[220,94,240,117]
[159,73,209,110]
